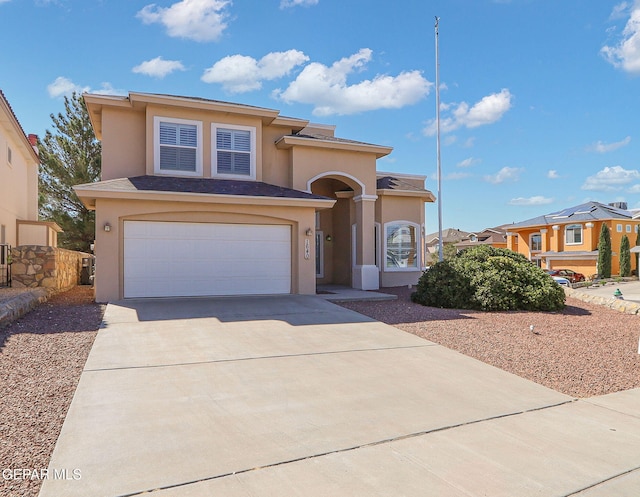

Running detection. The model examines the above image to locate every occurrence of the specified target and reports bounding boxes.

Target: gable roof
[508,201,632,229]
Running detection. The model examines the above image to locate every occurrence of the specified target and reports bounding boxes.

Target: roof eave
[73,184,336,210]
[275,135,393,158]
[376,189,436,202]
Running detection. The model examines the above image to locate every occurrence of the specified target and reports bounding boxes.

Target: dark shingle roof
[376,176,428,192]
[128,175,330,200]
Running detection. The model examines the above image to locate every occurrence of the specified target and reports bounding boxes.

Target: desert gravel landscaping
[0,287,104,497]
[340,287,640,398]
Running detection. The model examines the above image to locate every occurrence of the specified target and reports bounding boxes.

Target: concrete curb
[565,287,640,315]
[0,288,52,328]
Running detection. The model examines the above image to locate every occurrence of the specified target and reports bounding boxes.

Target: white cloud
[547,169,559,179]
[47,77,90,98]
[423,89,513,135]
[202,50,309,93]
[484,166,523,184]
[275,48,431,116]
[132,56,186,78]
[581,165,640,192]
[0,0,12,4]
[601,2,640,73]
[587,136,631,153]
[137,0,230,42]
[280,0,318,8]
[610,1,631,20]
[508,196,553,206]
[456,157,479,168]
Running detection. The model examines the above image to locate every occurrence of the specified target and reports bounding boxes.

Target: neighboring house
[425,228,471,261]
[0,90,60,250]
[75,92,435,301]
[454,225,508,251]
[506,201,638,277]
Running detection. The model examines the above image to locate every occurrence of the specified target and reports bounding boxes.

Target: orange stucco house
[75,92,435,301]
[505,201,638,278]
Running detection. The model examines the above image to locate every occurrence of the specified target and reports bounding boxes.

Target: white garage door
[124,221,291,298]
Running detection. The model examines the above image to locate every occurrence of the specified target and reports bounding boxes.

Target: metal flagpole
[435,16,443,262]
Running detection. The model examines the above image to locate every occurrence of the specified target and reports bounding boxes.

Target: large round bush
[411,245,565,311]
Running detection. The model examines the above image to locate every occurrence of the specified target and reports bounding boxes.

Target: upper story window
[617,224,623,233]
[7,146,12,166]
[212,124,256,180]
[385,221,419,271]
[530,233,542,252]
[154,117,203,176]
[565,224,582,245]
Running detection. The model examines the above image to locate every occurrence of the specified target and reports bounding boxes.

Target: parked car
[546,269,585,283]
[551,275,571,287]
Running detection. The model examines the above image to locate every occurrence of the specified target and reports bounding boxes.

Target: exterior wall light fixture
[325,234,332,242]
[104,223,111,232]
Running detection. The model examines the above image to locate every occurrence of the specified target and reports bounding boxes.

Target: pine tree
[620,235,631,277]
[38,92,101,252]
[597,223,612,278]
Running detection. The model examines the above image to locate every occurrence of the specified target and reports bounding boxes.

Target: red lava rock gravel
[340,287,640,399]
[0,286,104,497]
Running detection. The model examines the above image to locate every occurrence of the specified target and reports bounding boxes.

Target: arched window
[384,221,420,270]
[530,233,542,252]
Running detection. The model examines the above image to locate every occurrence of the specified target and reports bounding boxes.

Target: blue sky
[1,0,640,233]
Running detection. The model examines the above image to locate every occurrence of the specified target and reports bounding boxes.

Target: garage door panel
[124,221,291,298]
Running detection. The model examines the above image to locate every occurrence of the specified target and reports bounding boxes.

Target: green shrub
[411,245,565,312]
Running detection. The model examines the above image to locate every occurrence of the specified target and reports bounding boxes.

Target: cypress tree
[620,235,631,277]
[597,223,612,278]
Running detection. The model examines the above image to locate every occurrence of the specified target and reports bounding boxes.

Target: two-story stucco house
[0,90,40,247]
[506,201,638,278]
[75,92,435,301]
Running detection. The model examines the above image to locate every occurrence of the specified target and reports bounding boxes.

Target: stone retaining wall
[10,246,91,291]
[565,287,640,315]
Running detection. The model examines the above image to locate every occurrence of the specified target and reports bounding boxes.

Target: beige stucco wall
[17,223,56,246]
[94,197,318,302]
[291,147,377,196]
[0,121,38,246]
[101,107,146,181]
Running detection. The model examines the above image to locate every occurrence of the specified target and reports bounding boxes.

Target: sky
[1,0,640,233]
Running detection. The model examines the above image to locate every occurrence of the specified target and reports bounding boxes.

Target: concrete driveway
[40,296,640,497]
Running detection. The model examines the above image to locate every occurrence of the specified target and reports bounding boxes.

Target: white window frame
[530,233,542,252]
[212,123,256,180]
[565,224,583,245]
[617,224,623,233]
[626,224,632,233]
[384,221,420,272]
[153,117,203,177]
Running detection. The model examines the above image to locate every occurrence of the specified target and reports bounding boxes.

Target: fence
[0,244,10,287]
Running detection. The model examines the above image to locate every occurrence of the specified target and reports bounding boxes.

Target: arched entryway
[309,173,379,290]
